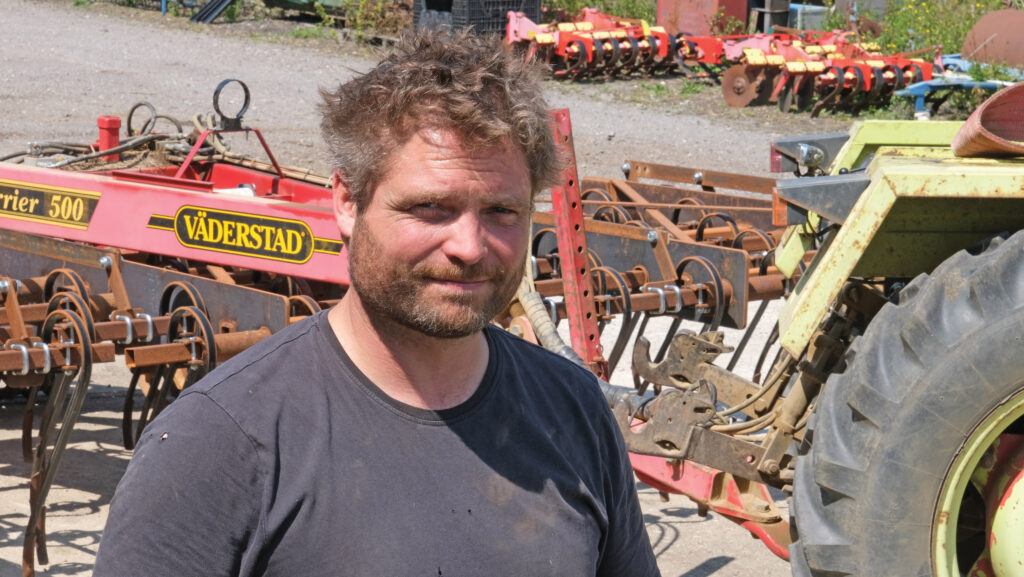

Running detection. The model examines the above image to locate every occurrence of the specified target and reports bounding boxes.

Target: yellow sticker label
[0,179,100,230]
[148,206,342,264]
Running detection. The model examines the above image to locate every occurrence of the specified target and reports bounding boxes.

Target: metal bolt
[0,280,8,295]
[620,162,631,179]
[693,171,704,185]
[646,230,659,245]
[762,459,780,475]
[99,255,113,271]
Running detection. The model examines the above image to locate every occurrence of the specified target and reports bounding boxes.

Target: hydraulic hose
[43,133,170,169]
[515,275,652,417]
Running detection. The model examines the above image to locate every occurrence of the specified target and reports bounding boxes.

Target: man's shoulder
[485,325,605,404]
[486,325,594,379]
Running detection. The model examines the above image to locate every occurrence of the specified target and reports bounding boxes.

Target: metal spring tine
[606,311,643,375]
[135,364,166,442]
[726,299,772,372]
[751,324,781,384]
[654,316,684,363]
[122,369,142,450]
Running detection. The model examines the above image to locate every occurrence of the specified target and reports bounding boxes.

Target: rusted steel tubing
[93,316,171,344]
[0,347,68,374]
[214,327,272,362]
[124,343,191,369]
[533,279,701,310]
[582,200,773,212]
[125,327,272,369]
[623,163,777,195]
[0,303,49,324]
[749,275,790,301]
[0,308,173,345]
[534,258,555,277]
[0,342,115,375]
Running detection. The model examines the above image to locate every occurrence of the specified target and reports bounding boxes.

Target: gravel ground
[0,1,852,575]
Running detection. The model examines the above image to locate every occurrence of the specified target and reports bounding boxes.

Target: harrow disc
[778,79,795,113]
[722,65,758,108]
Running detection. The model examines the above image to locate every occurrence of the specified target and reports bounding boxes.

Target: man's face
[339,129,533,339]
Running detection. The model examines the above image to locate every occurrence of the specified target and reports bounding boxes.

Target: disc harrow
[507,11,939,115]
[720,31,940,115]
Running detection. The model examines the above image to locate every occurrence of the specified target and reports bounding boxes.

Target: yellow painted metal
[936,391,1024,577]
[989,464,1024,577]
[830,120,963,173]
[775,212,819,278]
[779,152,1024,357]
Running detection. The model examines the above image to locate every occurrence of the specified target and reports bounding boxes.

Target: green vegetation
[874,0,1004,54]
[707,7,745,34]
[352,0,386,36]
[639,81,670,98]
[222,0,242,22]
[290,2,338,40]
[678,80,703,97]
[542,0,655,23]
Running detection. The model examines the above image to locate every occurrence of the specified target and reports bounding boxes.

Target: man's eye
[410,203,446,218]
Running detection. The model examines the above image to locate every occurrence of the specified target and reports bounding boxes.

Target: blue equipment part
[895,77,1012,113]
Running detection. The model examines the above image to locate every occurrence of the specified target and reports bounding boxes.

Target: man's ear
[332,171,356,239]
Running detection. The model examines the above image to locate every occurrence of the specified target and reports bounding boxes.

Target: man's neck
[327,294,489,411]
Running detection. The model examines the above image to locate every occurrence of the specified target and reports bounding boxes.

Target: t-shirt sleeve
[93,390,262,577]
[595,394,662,577]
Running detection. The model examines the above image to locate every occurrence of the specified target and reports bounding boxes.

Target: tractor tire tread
[789,230,1024,576]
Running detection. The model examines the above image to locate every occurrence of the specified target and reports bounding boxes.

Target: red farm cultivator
[507,8,688,79]
[0,81,347,576]
[719,31,939,115]
[506,10,939,115]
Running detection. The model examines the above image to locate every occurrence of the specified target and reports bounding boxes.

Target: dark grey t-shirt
[95,311,659,577]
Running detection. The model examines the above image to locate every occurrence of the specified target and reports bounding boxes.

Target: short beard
[347,217,522,339]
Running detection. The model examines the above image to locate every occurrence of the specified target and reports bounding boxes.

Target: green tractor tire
[790,230,1024,576]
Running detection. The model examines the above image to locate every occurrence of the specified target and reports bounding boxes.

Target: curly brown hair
[319,29,560,211]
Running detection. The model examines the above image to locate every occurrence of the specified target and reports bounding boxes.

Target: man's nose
[442,213,488,265]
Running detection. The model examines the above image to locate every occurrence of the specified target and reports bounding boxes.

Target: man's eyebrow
[386,189,532,207]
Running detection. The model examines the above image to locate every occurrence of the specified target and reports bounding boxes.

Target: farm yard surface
[0,1,848,575]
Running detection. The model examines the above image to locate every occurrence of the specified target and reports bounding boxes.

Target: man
[94,30,660,577]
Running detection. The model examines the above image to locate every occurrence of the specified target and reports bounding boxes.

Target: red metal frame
[0,162,347,285]
[629,452,791,560]
[548,109,607,379]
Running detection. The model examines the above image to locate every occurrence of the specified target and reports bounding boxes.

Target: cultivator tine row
[0,80,360,575]
[508,11,938,115]
[508,9,706,80]
[723,37,937,115]
[525,146,818,556]
[0,227,331,574]
[530,159,800,383]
